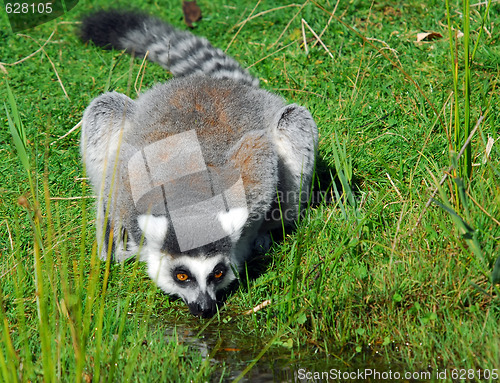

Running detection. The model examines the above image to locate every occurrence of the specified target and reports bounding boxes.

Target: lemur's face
[147,253,236,318]
[136,214,243,318]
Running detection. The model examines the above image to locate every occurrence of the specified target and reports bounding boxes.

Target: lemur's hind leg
[265,104,318,230]
[81,92,136,260]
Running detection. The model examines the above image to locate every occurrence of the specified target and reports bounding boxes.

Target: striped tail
[80,10,258,87]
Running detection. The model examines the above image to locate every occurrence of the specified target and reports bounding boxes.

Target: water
[160,316,419,382]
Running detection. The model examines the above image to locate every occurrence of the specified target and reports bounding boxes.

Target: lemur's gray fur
[80,10,318,318]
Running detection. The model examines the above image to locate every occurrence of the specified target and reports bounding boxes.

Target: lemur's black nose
[188,292,218,318]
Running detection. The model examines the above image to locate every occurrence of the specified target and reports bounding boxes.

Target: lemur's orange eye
[176,273,189,282]
[214,270,223,279]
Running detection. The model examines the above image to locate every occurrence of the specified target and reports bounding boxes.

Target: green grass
[1,0,499,381]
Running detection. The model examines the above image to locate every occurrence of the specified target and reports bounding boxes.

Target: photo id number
[6,2,53,14]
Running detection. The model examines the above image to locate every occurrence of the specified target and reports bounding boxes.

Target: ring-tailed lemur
[80,10,318,318]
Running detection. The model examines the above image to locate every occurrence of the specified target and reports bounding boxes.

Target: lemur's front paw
[252,233,272,254]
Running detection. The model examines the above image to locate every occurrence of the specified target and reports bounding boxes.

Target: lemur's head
[148,252,236,318]
[137,208,248,318]
[123,130,255,317]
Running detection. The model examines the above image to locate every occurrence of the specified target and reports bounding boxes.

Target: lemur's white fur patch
[137,214,168,247]
[273,134,304,182]
[217,207,249,235]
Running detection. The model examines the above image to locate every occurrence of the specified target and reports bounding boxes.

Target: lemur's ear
[137,214,169,249]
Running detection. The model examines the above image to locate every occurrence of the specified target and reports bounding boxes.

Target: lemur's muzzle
[187,291,218,318]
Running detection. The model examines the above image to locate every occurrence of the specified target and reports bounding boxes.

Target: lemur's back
[129,77,284,165]
[80,10,318,318]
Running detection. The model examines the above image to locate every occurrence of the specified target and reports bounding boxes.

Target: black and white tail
[80,10,259,87]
